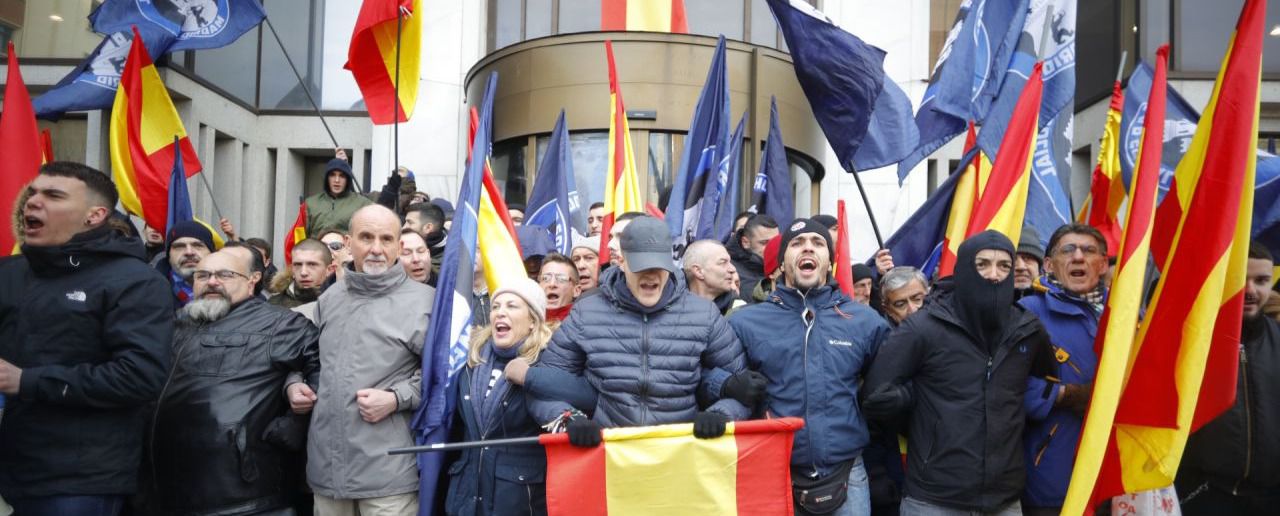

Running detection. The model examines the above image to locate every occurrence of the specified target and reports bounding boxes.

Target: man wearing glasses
[536,253,581,327]
[139,247,320,515]
[1017,223,1109,516]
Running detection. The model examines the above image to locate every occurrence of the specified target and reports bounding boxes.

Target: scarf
[468,340,522,434]
[170,268,194,307]
[546,303,573,322]
[1044,275,1106,315]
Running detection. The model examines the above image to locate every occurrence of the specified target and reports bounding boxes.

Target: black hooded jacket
[727,232,764,303]
[0,227,174,497]
[862,231,1057,512]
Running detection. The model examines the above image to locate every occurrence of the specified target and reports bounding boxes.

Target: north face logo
[65,290,87,302]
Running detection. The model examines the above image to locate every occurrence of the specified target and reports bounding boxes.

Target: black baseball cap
[619,217,677,274]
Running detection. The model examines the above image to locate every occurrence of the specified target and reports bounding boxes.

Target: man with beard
[140,248,320,516]
[570,236,601,291]
[269,239,337,321]
[161,220,218,308]
[1014,226,1044,299]
[862,231,1057,516]
[729,219,889,516]
[307,205,433,515]
[0,162,172,515]
[729,214,779,302]
[1177,243,1280,514]
[683,239,740,315]
[538,253,580,325]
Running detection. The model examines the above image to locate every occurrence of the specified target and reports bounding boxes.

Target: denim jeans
[8,495,124,516]
[797,456,872,516]
[899,496,1021,516]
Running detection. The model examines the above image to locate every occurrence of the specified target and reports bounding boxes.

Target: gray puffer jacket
[528,267,749,427]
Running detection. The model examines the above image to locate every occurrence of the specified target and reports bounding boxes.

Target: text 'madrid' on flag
[765,0,886,171]
[2,42,43,254]
[666,36,731,258]
[1060,44,1168,515]
[109,26,203,236]
[540,418,804,516]
[598,40,645,265]
[601,0,688,33]
[346,0,422,124]
[749,97,794,229]
[412,71,498,516]
[527,110,584,255]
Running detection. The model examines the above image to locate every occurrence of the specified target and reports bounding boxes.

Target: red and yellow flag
[962,62,1041,251]
[283,202,307,265]
[1,42,42,254]
[601,0,688,33]
[834,200,855,297]
[467,107,525,292]
[540,418,802,515]
[109,27,202,236]
[597,40,645,265]
[346,0,421,124]
[40,130,54,164]
[1061,44,1168,515]
[936,122,992,277]
[1077,81,1126,256]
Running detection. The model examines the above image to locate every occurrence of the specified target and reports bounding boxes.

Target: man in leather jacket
[139,247,320,515]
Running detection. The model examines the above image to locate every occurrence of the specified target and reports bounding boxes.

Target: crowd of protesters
[0,157,1277,516]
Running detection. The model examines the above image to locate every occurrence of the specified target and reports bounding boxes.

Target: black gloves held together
[693,411,729,439]
[721,370,769,406]
[567,416,603,448]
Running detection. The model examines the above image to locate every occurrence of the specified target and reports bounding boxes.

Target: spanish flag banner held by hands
[109,26,202,236]
[347,0,422,125]
[540,418,803,516]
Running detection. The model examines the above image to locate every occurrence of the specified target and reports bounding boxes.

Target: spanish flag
[283,202,307,265]
[1061,44,1168,515]
[468,107,525,292]
[598,40,645,265]
[109,26,202,236]
[936,122,992,277]
[40,130,53,164]
[540,418,803,515]
[1,42,42,255]
[346,0,421,124]
[601,0,688,33]
[1077,80,1126,257]
[961,62,1040,251]
[834,200,855,297]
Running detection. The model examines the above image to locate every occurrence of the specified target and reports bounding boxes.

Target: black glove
[692,411,728,439]
[721,370,768,406]
[567,416,603,448]
[860,384,911,420]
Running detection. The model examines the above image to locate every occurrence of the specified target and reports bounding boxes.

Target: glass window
[494,0,522,50]
[686,0,744,40]
[1176,0,1280,73]
[491,138,528,204]
[558,0,601,35]
[648,132,676,208]
[13,0,99,59]
[321,0,364,110]
[749,0,777,47]
[526,0,552,39]
[193,27,260,105]
[259,0,323,110]
[0,24,14,55]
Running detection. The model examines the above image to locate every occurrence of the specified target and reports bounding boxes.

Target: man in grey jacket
[307,205,434,516]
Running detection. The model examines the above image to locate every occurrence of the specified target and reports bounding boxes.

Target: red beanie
[762,234,783,277]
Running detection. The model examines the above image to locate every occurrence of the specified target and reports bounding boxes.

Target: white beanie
[572,235,601,256]
[492,276,548,321]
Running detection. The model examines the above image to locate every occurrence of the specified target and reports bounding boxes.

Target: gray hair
[682,239,727,273]
[182,297,231,324]
[880,266,927,294]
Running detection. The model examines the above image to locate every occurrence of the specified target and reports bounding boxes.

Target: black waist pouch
[791,460,854,515]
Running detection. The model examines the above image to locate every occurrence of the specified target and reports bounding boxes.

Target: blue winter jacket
[527,267,749,427]
[1018,281,1100,508]
[729,284,890,476]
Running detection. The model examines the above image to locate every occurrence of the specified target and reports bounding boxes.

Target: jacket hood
[323,158,357,197]
[21,225,146,277]
[597,265,684,314]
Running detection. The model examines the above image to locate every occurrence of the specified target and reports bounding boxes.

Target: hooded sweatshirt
[305,158,372,234]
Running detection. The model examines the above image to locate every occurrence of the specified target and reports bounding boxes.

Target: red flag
[468,107,521,248]
[834,200,854,297]
[597,40,645,265]
[283,202,307,265]
[346,0,422,124]
[39,129,54,164]
[2,42,43,254]
[601,0,688,33]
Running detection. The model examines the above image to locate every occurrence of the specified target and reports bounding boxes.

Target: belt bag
[792,460,854,515]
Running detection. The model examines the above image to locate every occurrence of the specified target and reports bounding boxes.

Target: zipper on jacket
[1234,344,1252,495]
[640,313,651,425]
[985,356,993,382]
[1034,423,1059,467]
[800,290,818,472]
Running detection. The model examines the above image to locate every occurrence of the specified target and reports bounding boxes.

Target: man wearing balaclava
[860,230,1058,515]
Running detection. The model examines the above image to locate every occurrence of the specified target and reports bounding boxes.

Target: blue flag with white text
[91,0,266,52]
[411,72,496,516]
[33,28,175,118]
[666,36,731,257]
[750,97,794,229]
[1024,110,1074,249]
[527,110,583,254]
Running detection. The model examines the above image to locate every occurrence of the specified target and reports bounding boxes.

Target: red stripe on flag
[601,0,627,30]
[540,433,609,516]
[734,422,798,515]
[670,0,689,32]
[966,63,1042,236]
[1195,289,1244,431]
[834,200,854,297]
[1091,428,1126,512]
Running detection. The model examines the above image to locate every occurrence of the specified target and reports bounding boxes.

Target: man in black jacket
[729,214,779,303]
[1176,243,1280,515]
[139,247,321,515]
[861,230,1057,515]
[0,162,173,515]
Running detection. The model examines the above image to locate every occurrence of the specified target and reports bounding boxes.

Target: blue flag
[897,0,1028,182]
[978,0,1075,159]
[527,110,582,254]
[34,28,175,118]
[852,77,920,171]
[765,0,886,170]
[91,0,266,52]
[666,36,731,257]
[411,71,496,516]
[165,135,194,233]
[880,149,974,279]
[1256,156,1280,260]
[750,97,794,229]
[1023,109,1074,250]
[711,114,748,242]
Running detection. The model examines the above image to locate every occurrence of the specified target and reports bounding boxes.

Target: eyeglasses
[540,273,573,285]
[325,241,344,251]
[192,269,250,282]
[1053,244,1102,257]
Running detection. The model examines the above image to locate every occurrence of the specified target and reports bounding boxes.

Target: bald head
[683,239,736,300]
[349,205,403,274]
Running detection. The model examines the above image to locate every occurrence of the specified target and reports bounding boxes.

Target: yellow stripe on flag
[478,161,527,293]
[602,423,739,516]
[109,85,144,218]
[372,0,421,120]
[606,92,643,215]
[137,64,189,155]
[625,0,673,31]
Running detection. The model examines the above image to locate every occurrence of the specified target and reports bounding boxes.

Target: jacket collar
[1034,277,1104,318]
[769,282,843,312]
[926,284,1039,348]
[598,266,682,314]
[22,226,145,277]
[344,262,410,296]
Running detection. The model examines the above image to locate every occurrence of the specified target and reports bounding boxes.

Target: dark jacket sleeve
[523,367,597,413]
[700,313,750,419]
[527,310,588,423]
[271,311,322,390]
[860,321,927,421]
[18,272,174,408]
[376,174,403,211]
